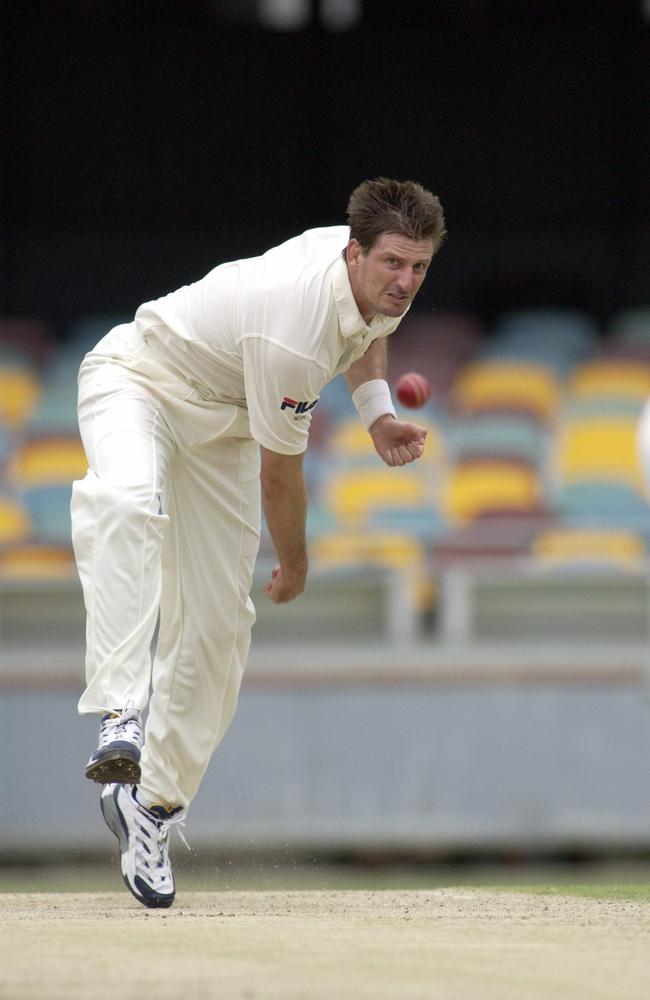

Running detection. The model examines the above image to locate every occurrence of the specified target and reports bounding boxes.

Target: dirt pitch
[2,889,650,1000]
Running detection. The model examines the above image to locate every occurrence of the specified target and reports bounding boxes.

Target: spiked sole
[100,787,175,909]
[85,752,141,784]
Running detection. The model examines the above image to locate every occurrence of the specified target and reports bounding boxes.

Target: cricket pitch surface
[2,889,650,999]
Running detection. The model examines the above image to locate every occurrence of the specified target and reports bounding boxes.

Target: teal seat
[20,484,74,545]
[559,480,650,532]
[486,309,599,375]
[367,506,447,543]
[562,398,644,420]
[449,415,546,466]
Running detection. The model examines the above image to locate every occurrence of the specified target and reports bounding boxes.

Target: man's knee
[71,470,166,548]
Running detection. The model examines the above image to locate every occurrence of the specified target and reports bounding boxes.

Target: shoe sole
[100,787,175,910]
[86,752,141,784]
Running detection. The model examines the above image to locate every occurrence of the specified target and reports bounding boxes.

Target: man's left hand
[369,414,427,467]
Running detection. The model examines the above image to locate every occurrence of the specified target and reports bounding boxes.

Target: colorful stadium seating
[2,305,650,586]
[451,360,560,424]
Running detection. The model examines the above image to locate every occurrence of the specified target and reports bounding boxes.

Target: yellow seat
[0,543,77,580]
[555,417,643,487]
[442,460,541,523]
[325,467,435,524]
[0,496,31,544]
[567,360,650,402]
[453,361,559,422]
[0,367,41,428]
[312,530,423,570]
[532,528,645,570]
[311,530,433,611]
[9,435,88,486]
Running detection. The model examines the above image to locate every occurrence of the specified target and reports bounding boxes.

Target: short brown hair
[347,177,446,253]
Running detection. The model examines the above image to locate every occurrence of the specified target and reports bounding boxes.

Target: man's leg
[137,431,261,811]
[71,360,174,779]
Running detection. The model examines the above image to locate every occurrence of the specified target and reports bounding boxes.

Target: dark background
[3,0,649,336]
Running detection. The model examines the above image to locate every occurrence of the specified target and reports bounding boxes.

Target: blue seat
[558,480,650,533]
[449,414,546,466]
[20,484,74,545]
[485,309,599,375]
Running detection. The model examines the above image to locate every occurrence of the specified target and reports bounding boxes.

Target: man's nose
[396,267,416,293]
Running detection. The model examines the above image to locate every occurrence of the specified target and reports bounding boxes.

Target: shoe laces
[99,701,142,748]
[133,797,191,877]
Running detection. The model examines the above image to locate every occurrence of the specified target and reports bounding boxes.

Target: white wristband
[351,379,396,431]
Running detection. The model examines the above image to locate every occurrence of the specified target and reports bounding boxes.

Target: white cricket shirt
[134,226,405,454]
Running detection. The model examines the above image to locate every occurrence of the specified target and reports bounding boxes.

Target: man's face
[346,232,434,324]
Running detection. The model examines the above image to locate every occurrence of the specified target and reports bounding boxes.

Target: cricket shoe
[100,783,187,909]
[85,701,143,784]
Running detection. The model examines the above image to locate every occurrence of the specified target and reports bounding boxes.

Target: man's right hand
[264,562,308,604]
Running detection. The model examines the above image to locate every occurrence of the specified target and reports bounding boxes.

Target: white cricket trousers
[71,323,261,809]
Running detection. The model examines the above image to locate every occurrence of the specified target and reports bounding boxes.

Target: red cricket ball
[395,371,431,409]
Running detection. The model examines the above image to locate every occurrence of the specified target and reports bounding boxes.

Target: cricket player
[71,177,446,907]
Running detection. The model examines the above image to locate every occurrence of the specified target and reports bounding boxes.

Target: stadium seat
[557,480,649,529]
[432,514,545,561]
[7,434,87,547]
[9,434,87,487]
[486,309,598,373]
[324,466,437,528]
[554,417,644,489]
[19,484,75,546]
[26,359,82,434]
[451,360,560,424]
[566,359,650,405]
[0,493,31,545]
[562,398,643,421]
[311,530,433,612]
[0,542,77,580]
[441,459,544,523]
[448,413,547,466]
[531,527,646,571]
[0,364,41,429]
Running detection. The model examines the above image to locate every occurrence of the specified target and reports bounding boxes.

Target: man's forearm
[344,337,388,394]
[262,477,308,575]
[260,448,308,602]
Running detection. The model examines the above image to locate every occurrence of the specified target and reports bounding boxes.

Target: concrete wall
[4,674,650,857]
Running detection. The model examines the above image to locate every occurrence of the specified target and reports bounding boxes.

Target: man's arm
[344,336,388,393]
[260,447,308,604]
[344,339,428,468]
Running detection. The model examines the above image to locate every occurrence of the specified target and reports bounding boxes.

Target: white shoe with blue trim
[100,783,186,908]
[85,702,143,784]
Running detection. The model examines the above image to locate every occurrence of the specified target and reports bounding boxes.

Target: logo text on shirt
[280,396,319,417]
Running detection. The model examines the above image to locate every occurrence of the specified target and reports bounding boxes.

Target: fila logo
[280,396,318,414]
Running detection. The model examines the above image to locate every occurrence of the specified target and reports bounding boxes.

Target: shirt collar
[330,256,405,339]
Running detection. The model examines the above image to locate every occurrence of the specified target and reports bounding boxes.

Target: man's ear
[346,238,362,267]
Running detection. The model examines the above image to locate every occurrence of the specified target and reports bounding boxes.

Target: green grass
[4,858,650,901]
[494,882,650,903]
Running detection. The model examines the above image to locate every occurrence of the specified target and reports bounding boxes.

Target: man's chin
[379,299,410,317]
